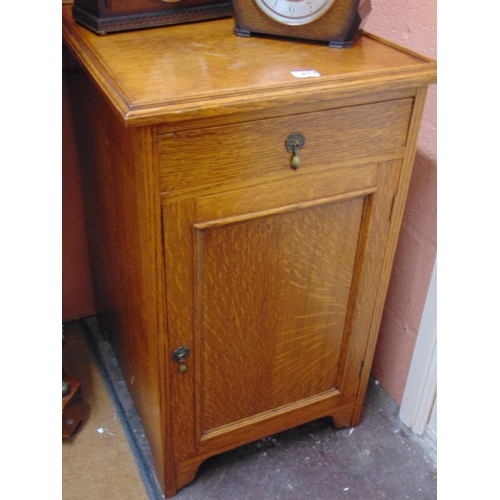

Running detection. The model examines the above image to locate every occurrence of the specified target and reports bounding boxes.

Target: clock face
[254,0,336,26]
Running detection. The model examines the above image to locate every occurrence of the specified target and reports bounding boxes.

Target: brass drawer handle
[286,133,305,170]
[172,346,190,374]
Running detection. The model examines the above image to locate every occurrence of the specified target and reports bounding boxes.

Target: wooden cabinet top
[62,5,436,127]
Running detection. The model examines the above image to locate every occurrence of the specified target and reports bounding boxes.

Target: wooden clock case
[232,0,371,48]
[72,0,232,34]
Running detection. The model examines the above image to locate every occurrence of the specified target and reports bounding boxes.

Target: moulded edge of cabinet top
[62,5,436,127]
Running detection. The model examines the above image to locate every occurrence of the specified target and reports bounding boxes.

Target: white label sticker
[291,70,321,78]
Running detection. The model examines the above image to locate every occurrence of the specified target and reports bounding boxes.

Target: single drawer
[157,99,412,193]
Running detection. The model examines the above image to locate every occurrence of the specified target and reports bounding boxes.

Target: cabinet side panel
[64,68,171,492]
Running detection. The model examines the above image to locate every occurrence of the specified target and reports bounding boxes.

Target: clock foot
[328,39,355,49]
[233,26,251,37]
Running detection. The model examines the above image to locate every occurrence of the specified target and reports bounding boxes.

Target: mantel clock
[232,0,371,47]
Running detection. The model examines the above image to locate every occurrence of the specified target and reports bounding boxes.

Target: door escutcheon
[172,346,190,374]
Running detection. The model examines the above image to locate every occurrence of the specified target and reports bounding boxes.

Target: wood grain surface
[199,199,364,429]
[158,99,411,193]
[163,156,400,475]
[64,68,172,491]
[63,6,436,495]
[62,5,435,127]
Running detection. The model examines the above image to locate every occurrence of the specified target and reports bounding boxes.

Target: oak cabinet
[165,156,402,485]
[63,6,436,497]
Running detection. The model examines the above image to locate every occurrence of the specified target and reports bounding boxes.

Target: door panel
[163,159,401,463]
[198,198,365,431]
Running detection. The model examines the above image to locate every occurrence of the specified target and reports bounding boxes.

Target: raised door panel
[163,159,401,475]
[200,197,364,431]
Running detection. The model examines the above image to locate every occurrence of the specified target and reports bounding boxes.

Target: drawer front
[158,99,412,193]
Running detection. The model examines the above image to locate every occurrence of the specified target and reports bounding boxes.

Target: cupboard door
[163,159,401,468]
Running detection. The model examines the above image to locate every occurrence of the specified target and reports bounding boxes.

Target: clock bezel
[253,0,337,26]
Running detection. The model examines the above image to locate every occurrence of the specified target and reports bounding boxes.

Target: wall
[62,1,437,404]
[62,73,95,322]
[363,0,437,403]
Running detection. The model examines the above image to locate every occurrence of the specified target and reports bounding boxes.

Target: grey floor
[64,319,437,499]
[176,379,437,499]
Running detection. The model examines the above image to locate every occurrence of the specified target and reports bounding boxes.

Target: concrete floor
[62,320,437,499]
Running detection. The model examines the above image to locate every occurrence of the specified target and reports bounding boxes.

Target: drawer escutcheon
[286,133,306,170]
